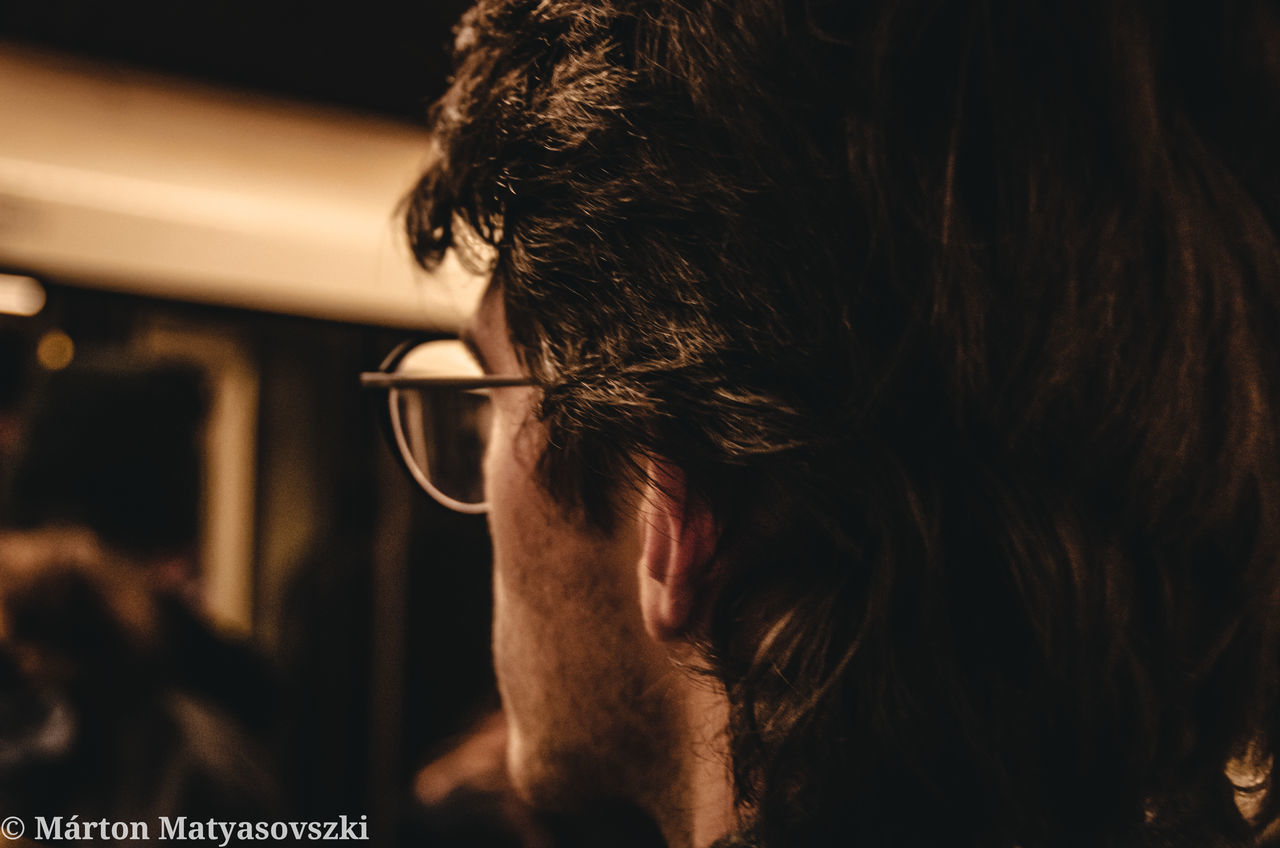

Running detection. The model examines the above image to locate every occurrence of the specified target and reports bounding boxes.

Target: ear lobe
[637,459,719,642]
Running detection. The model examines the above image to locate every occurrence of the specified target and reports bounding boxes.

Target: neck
[649,673,737,848]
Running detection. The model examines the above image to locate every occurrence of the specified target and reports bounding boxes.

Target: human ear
[637,459,720,642]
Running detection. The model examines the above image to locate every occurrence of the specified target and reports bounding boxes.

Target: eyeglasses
[361,338,532,514]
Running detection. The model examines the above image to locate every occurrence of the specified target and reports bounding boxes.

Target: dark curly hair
[406,1,1280,845]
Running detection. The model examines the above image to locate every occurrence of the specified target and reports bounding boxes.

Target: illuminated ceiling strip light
[0,155,379,244]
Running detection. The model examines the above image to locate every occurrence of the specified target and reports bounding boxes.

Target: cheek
[483,398,632,611]
[481,398,642,665]
[484,405,595,611]
[482,388,535,490]
[483,394,565,644]
[483,392,546,565]
[479,396,673,804]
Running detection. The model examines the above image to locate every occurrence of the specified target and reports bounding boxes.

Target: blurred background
[0,3,540,845]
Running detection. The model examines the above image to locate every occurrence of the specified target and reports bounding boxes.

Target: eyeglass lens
[391,384,491,506]
[387,339,492,509]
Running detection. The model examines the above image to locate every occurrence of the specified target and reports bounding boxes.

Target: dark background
[0,3,502,844]
[0,0,474,122]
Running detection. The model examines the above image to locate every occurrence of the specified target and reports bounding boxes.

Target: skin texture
[471,289,676,808]
[468,287,736,847]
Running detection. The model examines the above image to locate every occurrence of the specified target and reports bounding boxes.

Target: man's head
[406,1,1280,845]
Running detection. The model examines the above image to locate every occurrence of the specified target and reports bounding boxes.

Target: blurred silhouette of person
[0,527,279,833]
[5,361,276,736]
[0,358,285,835]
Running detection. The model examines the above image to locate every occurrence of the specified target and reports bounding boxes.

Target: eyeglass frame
[361,336,534,514]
